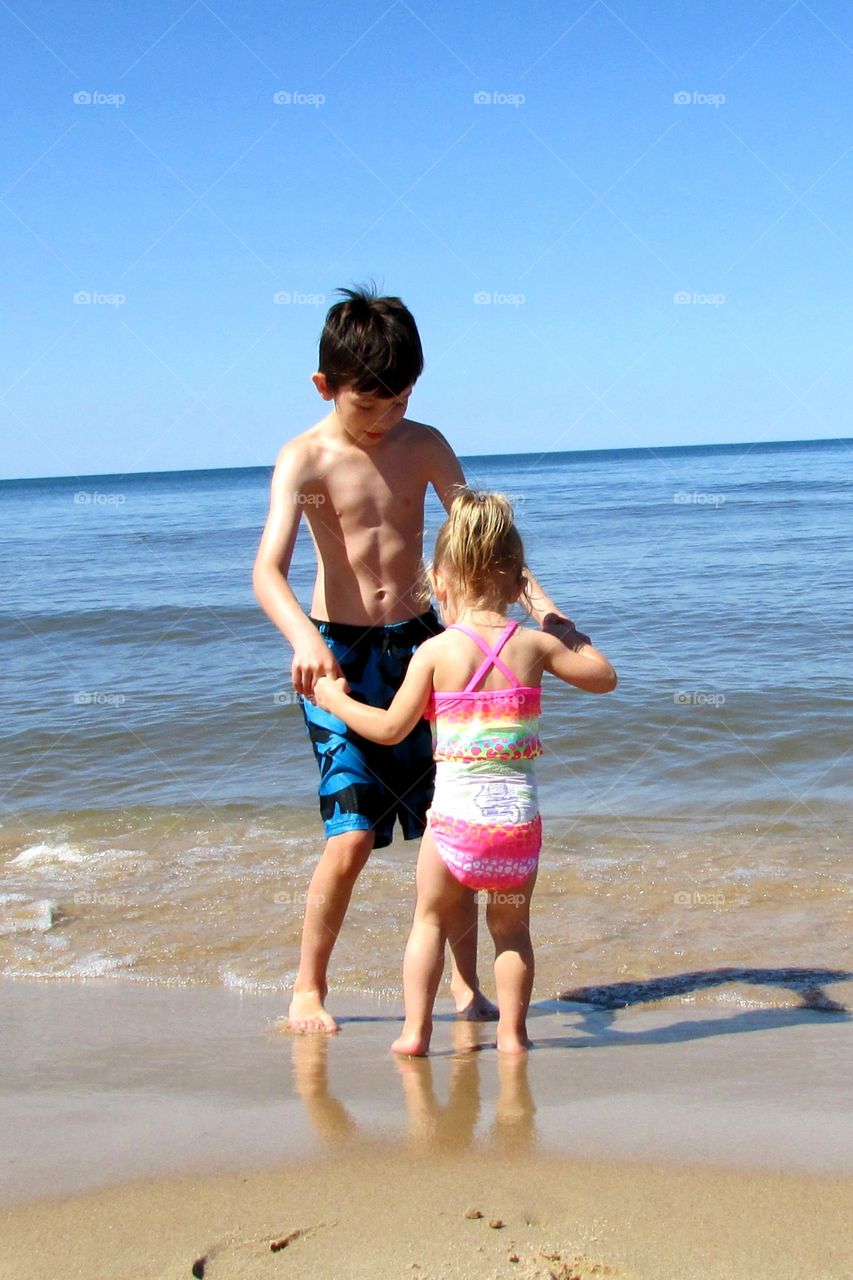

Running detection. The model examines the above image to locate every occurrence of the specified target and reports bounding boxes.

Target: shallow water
[1,439,851,1001]
[0,805,849,1010]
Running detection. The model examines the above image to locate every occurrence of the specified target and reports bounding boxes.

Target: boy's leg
[287,828,375,1033]
[294,617,395,1034]
[393,828,471,1057]
[485,870,538,1055]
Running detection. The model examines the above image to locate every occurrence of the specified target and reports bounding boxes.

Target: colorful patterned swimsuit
[426,620,543,891]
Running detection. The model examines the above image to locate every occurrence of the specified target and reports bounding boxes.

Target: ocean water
[1,438,851,1007]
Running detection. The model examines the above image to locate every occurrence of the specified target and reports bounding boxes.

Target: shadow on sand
[558,964,850,1010]
[536,964,851,1050]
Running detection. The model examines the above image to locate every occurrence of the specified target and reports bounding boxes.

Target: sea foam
[0,892,58,934]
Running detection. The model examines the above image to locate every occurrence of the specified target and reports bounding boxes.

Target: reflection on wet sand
[289,1033,358,1146]
[289,1020,536,1154]
[395,1021,483,1153]
[491,1053,537,1156]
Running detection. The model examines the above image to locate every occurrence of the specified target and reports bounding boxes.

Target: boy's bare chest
[320,460,427,530]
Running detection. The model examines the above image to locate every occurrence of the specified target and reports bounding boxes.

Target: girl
[314,489,617,1055]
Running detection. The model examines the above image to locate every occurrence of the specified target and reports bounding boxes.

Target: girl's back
[429,620,548,696]
[427,620,542,766]
[426,620,543,893]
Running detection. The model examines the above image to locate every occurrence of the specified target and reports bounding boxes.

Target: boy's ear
[312,372,334,401]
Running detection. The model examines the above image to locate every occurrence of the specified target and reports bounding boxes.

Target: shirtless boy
[253,287,570,1032]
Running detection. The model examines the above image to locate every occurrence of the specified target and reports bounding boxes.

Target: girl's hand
[313,674,350,710]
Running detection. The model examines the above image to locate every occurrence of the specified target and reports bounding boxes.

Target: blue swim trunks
[301,609,444,849]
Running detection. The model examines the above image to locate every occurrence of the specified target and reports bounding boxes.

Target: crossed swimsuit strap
[449,620,521,693]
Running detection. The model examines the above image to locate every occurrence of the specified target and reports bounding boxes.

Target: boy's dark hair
[318,285,424,397]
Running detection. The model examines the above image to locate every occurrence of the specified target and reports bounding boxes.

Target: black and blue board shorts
[300,609,444,849]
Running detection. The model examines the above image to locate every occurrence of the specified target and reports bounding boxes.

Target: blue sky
[2,0,853,478]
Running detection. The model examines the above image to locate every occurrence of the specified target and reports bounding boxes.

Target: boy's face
[313,374,413,446]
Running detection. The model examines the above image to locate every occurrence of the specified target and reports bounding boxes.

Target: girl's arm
[313,645,436,745]
[541,631,618,694]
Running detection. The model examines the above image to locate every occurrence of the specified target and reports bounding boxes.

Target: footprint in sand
[461,1210,632,1280]
[521,1250,632,1279]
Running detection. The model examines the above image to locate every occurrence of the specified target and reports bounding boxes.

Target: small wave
[64,951,136,978]
[8,842,87,868]
[219,968,287,993]
[7,843,141,871]
[0,605,257,643]
[1,953,136,979]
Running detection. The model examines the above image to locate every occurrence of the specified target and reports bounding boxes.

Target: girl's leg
[393,829,471,1057]
[486,869,538,1054]
[447,894,499,1020]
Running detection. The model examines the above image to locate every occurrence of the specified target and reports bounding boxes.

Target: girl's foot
[391,1023,432,1056]
[496,1028,532,1055]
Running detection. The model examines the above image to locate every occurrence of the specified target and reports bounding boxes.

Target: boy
[253,287,572,1032]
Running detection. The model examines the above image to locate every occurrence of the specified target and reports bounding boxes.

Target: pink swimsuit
[426,621,543,891]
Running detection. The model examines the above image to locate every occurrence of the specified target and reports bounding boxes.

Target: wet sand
[2,977,852,1278]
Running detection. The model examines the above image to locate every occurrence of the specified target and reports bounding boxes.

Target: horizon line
[3,432,851,485]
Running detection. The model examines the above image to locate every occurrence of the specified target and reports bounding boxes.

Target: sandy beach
[6,1147,852,1280]
[3,977,851,1279]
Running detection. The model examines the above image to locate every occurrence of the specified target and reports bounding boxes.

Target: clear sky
[2,0,852,478]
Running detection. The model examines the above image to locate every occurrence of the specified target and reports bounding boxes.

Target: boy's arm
[520,570,566,629]
[252,443,342,696]
[423,426,466,511]
[314,646,436,745]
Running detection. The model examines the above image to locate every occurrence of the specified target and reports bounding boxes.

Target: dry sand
[4,1148,852,1280]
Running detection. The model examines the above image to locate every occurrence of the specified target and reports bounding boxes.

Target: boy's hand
[541,612,592,653]
[291,634,344,698]
[313,674,350,711]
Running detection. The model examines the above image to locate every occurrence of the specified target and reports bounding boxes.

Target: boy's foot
[286,990,339,1034]
[452,987,499,1022]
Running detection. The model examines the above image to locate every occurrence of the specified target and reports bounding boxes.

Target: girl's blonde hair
[433,487,527,612]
